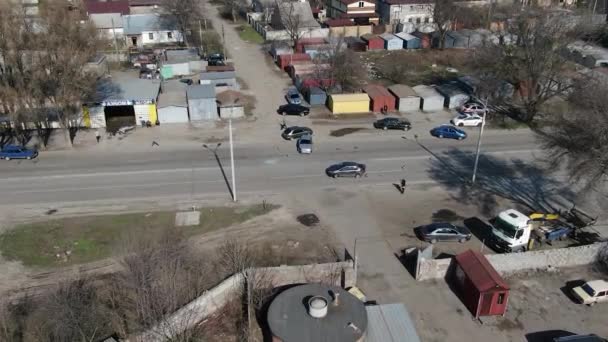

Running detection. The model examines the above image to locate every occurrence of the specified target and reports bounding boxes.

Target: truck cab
[490,209,531,252]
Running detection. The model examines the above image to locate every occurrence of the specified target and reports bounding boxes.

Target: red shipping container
[361,35,384,50]
[363,84,396,113]
[277,53,311,70]
[297,77,336,90]
[452,250,510,319]
[296,38,326,53]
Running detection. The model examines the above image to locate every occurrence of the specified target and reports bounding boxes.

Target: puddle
[297,214,320,227]
[431,209,464,222]
[330,128,366,137]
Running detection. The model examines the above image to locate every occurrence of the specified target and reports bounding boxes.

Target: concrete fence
[416,243,608,281]
[129,261,354,342]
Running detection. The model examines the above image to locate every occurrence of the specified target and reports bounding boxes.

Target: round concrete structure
[267,284,368,342]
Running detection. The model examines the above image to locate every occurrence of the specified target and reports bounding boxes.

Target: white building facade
[377,0,434,28]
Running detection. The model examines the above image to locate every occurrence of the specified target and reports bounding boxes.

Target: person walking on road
[95,130,101,143]
[400,179,406,194]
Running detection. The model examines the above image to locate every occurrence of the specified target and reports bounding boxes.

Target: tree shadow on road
[425,147,575,216]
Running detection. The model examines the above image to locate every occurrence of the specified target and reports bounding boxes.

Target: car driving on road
[282,126,312,140]
[277,104,310,116]
[297,134,313,154]
[415,222,472,243]
[325,162,366,178]
[430,125,467,140]
[286,88,303,105]
[373,117,412,131]
[451,114,483,127]
[0,145,38,160]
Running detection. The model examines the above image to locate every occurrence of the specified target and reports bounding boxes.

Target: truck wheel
[383,126,388,130]
[5,157,10,161]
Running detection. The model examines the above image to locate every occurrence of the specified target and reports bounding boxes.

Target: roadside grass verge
[236,25,264,44]
[0,204,279,268]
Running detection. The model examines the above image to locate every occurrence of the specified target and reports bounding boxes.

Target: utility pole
[111,18,120,62]
[229,118,236,202]
[199,20,203,53]
[471,98,488,184]
[222,24,226,60]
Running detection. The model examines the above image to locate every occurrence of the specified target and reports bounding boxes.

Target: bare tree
[474,10,583,123]
[537,80,608,191]
[310,37,362,93]
[222,0,245,22]
[161,0,203,45]
[432,0,456,49]
[273,0,304,48]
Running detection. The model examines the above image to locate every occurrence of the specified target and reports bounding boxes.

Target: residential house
[271,1,321,32]
[84,1,129,38]
[128,0,162,14]
[377,0,434,28]
[122,14,183,47]
[326,0,379,25]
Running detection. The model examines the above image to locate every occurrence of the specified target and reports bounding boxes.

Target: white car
[459,102,488,116]
[572,280,608,306]
[451,114,483,127]
[297,134,312,154]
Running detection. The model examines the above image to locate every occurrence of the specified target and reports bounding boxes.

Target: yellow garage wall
[82,106,92,128]
[148,104,158,124]
[329,94,370,114]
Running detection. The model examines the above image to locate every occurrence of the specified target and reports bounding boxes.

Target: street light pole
[471,98,488,184]
[229,118,236,202]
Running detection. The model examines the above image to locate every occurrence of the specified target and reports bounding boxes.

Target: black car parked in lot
[373,117,412,131]
[277,104,310,116]
[281,126,312,140]
[325,162,366,178]
[415,222,472,244]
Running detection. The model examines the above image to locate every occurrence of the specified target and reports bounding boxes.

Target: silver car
[286,88,302,105]
[297,134,313,154]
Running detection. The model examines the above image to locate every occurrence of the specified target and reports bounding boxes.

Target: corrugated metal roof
[366,304,421,342]
[85,0,130,15]
[363,84,392,99]
[122,14,177,35]
[331,93,370,102]
[187,84,215,99]
[388,84,418,98]
[90,13,124,29]
[412,85,442,99]
[380,33,399,41]
[455,250,509,292]
[96,72,160,103]
[394,32,418,41]
[200,71,236,80]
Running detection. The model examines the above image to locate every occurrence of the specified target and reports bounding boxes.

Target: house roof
[365,304,421,342]
[85,0,130,15]
[412,85,442,99]
[187,84,215,99]
[394,32,418,41]
[95,72,160,103]
[380,33,399,41]
[129,0,162,5]
[90,13,124,29]
[122,14,178,35]
[157,80,187,107]
[388,84,418,98]
[361,34,382,42]
[383,0,433,4]
[363,84,392,99]
[200,71,236,80]
[275,1,320,29]
[165,48,200,63]
[341,12,379,18]
[455,250,509,292]
[325,19,355,27]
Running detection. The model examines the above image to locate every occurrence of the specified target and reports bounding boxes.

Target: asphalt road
[0,130,542,205]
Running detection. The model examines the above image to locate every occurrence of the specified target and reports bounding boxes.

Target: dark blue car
[0,145,38,160]
[430,125,467,140]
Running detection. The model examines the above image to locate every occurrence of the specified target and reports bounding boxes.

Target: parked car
[460,101,488,116]
[373,117,412,131]
[554,334,607,342]
[0,145,38,160]
[325,162,366,178]
[179,78,193,85]
[451,114,483,127]
[286,88,302,105]
[571,280,608,306]
[207,53,225,66]
[430,125,467,140]
[297,134,313,154]
[415,222,472,243]
[282,126,312,140]
[277,104,310,116]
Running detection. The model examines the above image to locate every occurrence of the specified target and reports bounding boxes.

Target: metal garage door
[158,106,189,123]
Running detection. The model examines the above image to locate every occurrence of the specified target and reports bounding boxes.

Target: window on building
[148,32,154,40]
[416,17,421,24]
[408,18,413,23]
[497,293,505,304]
[167,31,173,39]
[358,1,364,7]
[409,5,414,10]
[424,17,429,23]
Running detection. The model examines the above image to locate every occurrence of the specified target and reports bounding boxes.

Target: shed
[361,34,384,51]
[394,32,420,49]
[344,37,367,52]
[459,29,485,48]
[295,75,335,91]
[303,43,332,58]
[187,84,217,121]
[452,250,510,319]
[328,93,370,114]
[206,64,235,72]
[305,87,327,106]
[380,33,403,51]
[296,37,327,53]
[156,80,189,123]
[412,85,444,111]
[432,31,455,48]
[216,90,245,119]
[199,71,238,90]
[270,41,293,60]
[365,304,421,342]
[388,84,421,112]
[278,53,311,70]
[436,83,470,109]
[448,31,468,48]
[411,31,431,49]
[363,84,396,113]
